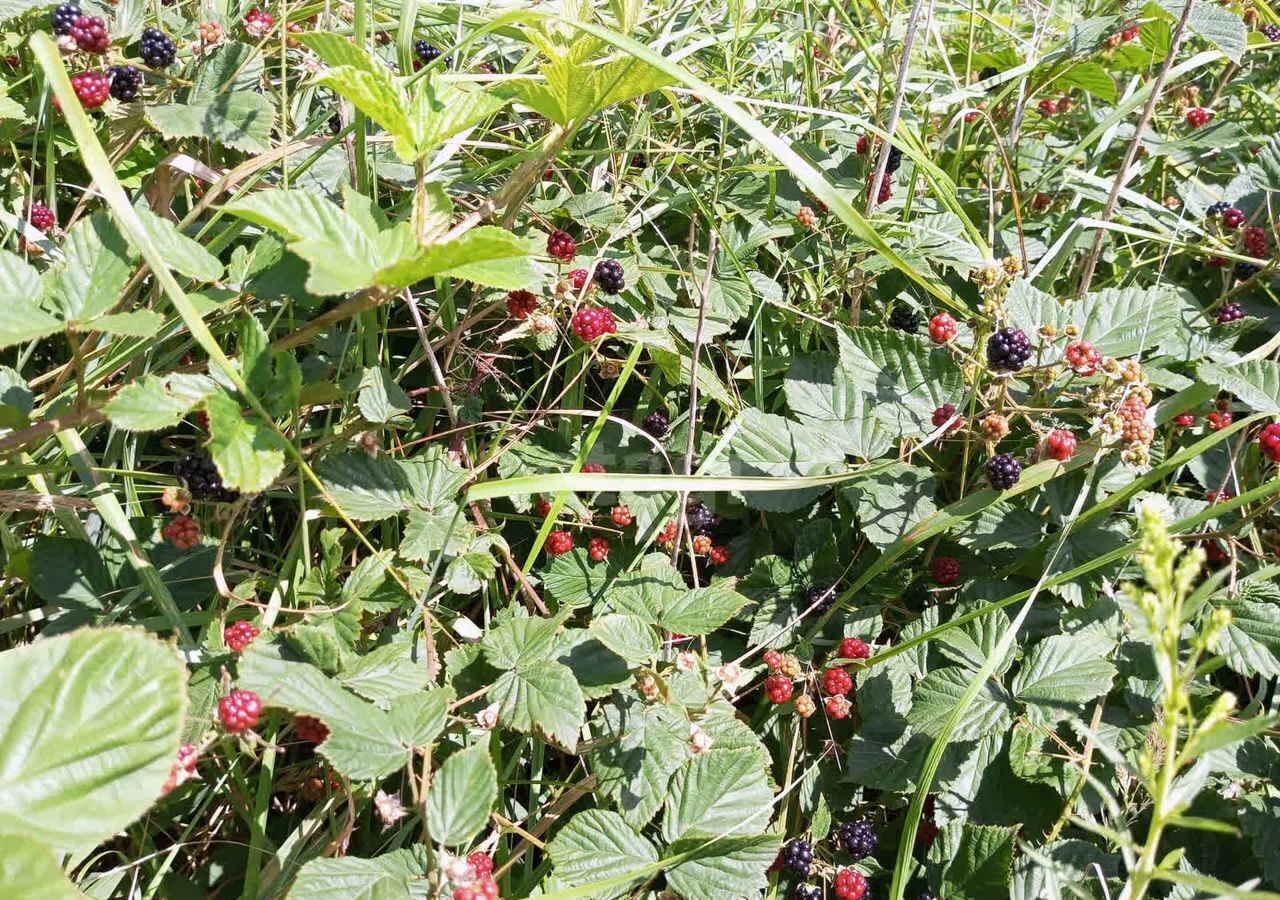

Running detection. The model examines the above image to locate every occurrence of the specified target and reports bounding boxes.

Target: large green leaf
[784,353,894,459]
[1198,360,1280,414]
[0,833,84,900]
[289,847,430,900]
[664,832,780,900]
[319,66,415,160]
[406,77,508,160]
[590,695,689,827]
[104,373,218,432]
[941,823,1018,900]
[133,207,223,282]
[48,213,135,324]
[661,749,774,841]
[1005,281,1180,359]
[724,408,844,512]
[315,449,466,520]
[658,582,750,635]
[489,659,586,750]
[237,640,451,779]
[548,809,659,898]
[425,745,497,848]
[0,629,185,851]
[357,366,412,423]
[373,227,543,291]
[837,327,964,437]
[146,92,275,153]
[0,252,62,348]
[908,667,1015,742]
[1011,631,1118,721]
[205,389,288,493]
[842,463,937,549]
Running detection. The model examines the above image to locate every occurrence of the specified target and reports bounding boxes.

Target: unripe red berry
[588,536,610,561]
[567,268,591,292]
[468,852,495,879]
[1207,410,1232,431]
[505,289,537,319]
[535,496,552,517]
[28,202,55,232]
[224,620,260,652]
[835,868,868,900]
[928,313,958,344]
[1064,339,1101,376]
[796,205,817,228]
[763,649,784,669]
[930,555,960,585]
[68,70,111,109]
[837,637,871,660]
[822,666,853,696]
[765,673,794,703]
[794,694,816,717]
[546,229,576,261]
[1221,207,1245,229]
[1243,226,1268,257]
[243,8,274,37]
[611,504,633,526]
[825,695,851,719]
[164,514,200,549]
[932,403,962,432]
[581,462,606,474]
[1045,428,1077,461]
[656,521,678,543]
[218,689,262,733]
[1260,422,1280,462]
[691,534,712,555]
[1174,412,1195,427]
[1185,107,1212,128]
[571,306,617,341]
[1037,97,1058,115]
[546,530,574,555]
[708,544,731,564]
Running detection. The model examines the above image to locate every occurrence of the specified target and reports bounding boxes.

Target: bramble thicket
[1,0,1280,897]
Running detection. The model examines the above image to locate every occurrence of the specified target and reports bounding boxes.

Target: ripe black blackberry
[804,581,836,614]
[781,838,813,876]
[328,111,342,134]
[109,65,143,102]
[685,500,719,535]
[642,408,670,438]
[791,886,823,900]
[888,304,920,333]
[917,890,938,900]
[838,821,878,860]
[986,453,1022,490]
[1234,262,1261,282]
[51,2,81,34]
[978,65,998,81]
[1205,201,1230,217]
[594,259,625,295]
[885,144,903,174]
[139,27,176,68]
[986,327,1032,372]
[414,40,442,64]
[175,451,240,502]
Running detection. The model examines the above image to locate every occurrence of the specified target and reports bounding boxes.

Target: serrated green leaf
[318,66,415,161]
[908,667,1015,742]
[942,823,1017,900]
[49,213,135,324]
[489,659,585,750]
[658,582,749,635]
[426,745,496,848]
[1198,360,1280,414]
[724,408,844,512]
[337,643,430,707]
[842,463,937,549]
[374,227,542,291]
[132,207,223,282]
[289,847,430,900]
[1214,587,1280,677]
[1012,632,1118,719]
[0,833,84,900]
[1005,280,1179,359]
[1053,61,1117,101]
[0,252,61,348]
[315,449,466,520]
[784,353,894,460]
[661,749,774,841]
[147,92,275,152]
[189,42,264,99]
[664,832,780,900]
[86,309,164,337]
[358,366,412,423]
[104,372,218,431]
[548,809,660,898]
[407,77,507,160]
[589,613,659,663]
[1156,0,1246,62]
[205,389,287,493]
[591,695,689,828]
[0,629,184,852]
[237,640,451,780]
[837,327,964,437]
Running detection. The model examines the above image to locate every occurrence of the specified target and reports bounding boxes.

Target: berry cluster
[986,327,1033,372]
[928,312,957,344]
[139,27,176,68]
[930,555,960,585]
[1064,339,1101,375]
[1260,422,1280,462]
[838,821,878,860]
[163,514,200,549]
[218,689,263,733]
[837,636,871,660]
[835,867,869,900]
[69,71,111,109]
[1185,106,1213,128]
[51,2,81,35]
[162,742,200,794]
[642,408,670,438]
[571,306,617,341]
[414,40,443,64]
[243,8,275,38]
[69,13,110,53]
[109,64,143,102]
[546,530,574,555]
[176,450,241,502]
[505,289,537,319]
[781,839,813,875]
[28,201,55,232]
[547,229,576,261]
[594,259,625,295]
[889,304,920,333]
[1045,428,1077,461]
[987,452,1022,489]
[224,620,261,652]
[294,715,330,743]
